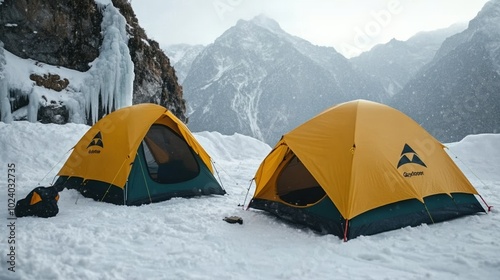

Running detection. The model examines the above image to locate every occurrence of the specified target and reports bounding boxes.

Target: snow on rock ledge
[0,1,133,125]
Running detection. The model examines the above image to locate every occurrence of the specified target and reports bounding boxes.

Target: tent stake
[478,195,493,212]
[242,179,255,210]
[343,219,349,242]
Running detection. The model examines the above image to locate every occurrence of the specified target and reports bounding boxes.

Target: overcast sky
[130,0,489,58]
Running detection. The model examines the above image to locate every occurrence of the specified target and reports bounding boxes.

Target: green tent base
[56,143,225,206]
[249,193,485,240]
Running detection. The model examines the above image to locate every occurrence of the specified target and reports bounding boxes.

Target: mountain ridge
[351,22,467,96]
[390,0,500,142]
[182,15,386,144]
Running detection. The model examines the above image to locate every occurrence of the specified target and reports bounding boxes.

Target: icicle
[27,88,39,122]
[84,3,134,124]
[0,42,13,123]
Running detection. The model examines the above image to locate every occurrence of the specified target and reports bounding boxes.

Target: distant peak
[242,14,284,34]
[251,14,279,26]
[468,0,500,31]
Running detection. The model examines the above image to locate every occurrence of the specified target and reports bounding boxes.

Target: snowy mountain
[182,15,386,145]
[164,44,205,84]
[390,0,500,143]
[0,0,185,125]
[351,23,467,96]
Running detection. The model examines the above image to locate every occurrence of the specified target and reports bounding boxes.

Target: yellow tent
[56,103,225,205]
[250,100,486,240]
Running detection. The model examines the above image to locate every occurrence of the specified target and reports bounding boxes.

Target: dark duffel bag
[15,186,60,218]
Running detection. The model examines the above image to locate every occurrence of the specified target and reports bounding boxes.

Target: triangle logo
[397,144,426,168]
[87,131,104,149]
[411,154,427,168]
[400,143,415,155]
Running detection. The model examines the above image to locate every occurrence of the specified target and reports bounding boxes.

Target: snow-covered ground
[0,122,499,280]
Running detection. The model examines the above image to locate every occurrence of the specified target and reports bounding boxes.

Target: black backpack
[15,186,60,218]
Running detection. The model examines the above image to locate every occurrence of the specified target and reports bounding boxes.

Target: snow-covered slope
[0,122,499,280]
[351,23,466,96]
[163,44,205,84]
[391,0,500,143]
[435,0,500,65]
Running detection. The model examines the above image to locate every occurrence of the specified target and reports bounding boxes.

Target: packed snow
[0,121,499,280]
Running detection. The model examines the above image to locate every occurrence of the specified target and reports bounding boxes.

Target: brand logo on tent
[397,144,427,168]
[398,144,426,177]
[87,131,103,154]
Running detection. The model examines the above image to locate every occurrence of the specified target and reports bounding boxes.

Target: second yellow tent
[250,100,485,240]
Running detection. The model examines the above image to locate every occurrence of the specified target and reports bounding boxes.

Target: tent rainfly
[249,100,487,240]
[56,104,225,205]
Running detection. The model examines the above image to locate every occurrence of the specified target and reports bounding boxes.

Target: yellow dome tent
[56,104,225,205]
[249,100,486,240]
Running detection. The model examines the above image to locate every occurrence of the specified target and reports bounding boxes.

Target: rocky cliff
[0,0,186,124]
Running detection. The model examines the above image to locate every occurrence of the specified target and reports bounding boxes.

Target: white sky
[130,0,490,57]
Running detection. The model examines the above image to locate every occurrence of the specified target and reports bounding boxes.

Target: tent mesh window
[277,155,326,206]
[142,124,200,184]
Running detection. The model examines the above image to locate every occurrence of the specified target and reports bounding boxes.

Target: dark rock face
[112,0,186,121]
[38,104,69,124]
[0,0,186,124]
[0,0,102,72]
